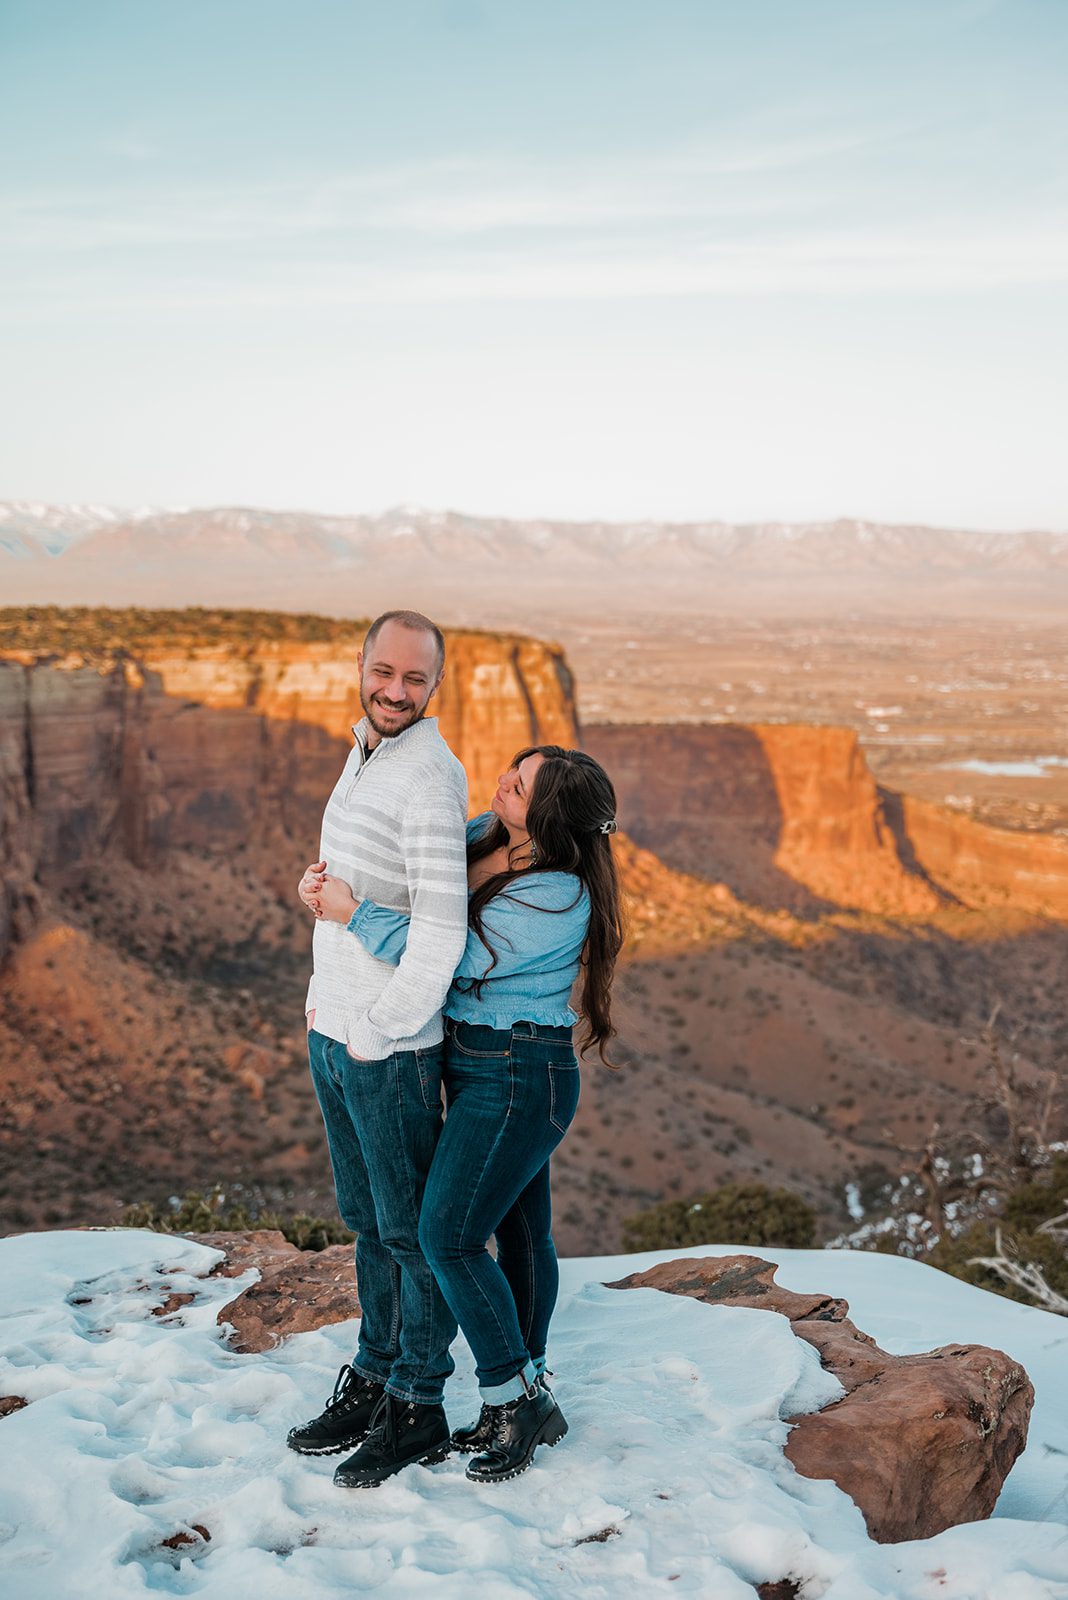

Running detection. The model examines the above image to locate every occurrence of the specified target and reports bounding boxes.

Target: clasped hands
[297,860,359,924]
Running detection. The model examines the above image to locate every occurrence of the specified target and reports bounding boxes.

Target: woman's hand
[298,860,326,909]
[309,873,359,924]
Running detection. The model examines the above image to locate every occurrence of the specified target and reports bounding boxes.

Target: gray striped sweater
[305,715,469,1060]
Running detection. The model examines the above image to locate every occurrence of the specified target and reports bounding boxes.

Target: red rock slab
[212,1242,360,1354]
[151,1292,196,1319]
[784,1340,1033,1544]
[609,1254,850,1325]
[608,1253,1034,1544]
[185,1229,300,1279]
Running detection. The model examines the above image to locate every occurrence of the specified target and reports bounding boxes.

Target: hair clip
[599,818,618,835]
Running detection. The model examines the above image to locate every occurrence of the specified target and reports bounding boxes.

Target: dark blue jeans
[307,1029,457,1405]
[418,1019,581,1400]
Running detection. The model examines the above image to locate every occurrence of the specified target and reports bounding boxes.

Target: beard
[359,679,432,739]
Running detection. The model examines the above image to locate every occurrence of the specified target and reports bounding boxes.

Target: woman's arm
[344,810,494,963]
[346,900,411,964]
[348,875,588,979]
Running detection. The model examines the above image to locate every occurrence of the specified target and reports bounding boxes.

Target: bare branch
[967,1227,1068,1316]
[1036,1210,1068,1240]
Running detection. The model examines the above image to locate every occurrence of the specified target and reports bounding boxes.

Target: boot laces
[487,1404,512,1446]
[325,1364,360,1413]
[488,1389,531,1444]
[376,1394,405,1449]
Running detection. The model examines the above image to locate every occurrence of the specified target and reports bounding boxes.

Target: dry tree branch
[1036,1210,1068,1241]
[968,1227,1068,1316]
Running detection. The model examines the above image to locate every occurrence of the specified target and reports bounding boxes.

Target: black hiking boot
[333,1393,451,1488]
[450,1373,552,1454]
[465,1384,568,1483]
[286,1364,386,1456]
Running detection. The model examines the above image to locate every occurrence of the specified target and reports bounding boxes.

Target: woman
[309,744,623,1482]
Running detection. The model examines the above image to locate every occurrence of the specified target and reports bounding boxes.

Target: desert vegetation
[832,1010,1066,1312]
[0,605,366,654]
[622,1182,817,1252]
[123,1187,353,1252]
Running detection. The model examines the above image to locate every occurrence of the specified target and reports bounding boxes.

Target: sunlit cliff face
[0,627,581,966]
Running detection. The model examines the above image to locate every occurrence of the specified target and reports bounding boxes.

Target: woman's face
[491,752,545,834]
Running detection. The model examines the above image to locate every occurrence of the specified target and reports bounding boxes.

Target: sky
[2,0,1066,529]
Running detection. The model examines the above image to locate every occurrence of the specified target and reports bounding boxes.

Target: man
[287,609,469,1487]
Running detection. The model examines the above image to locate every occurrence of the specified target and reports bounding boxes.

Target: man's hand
[298,860,327,909]
[306,1008,316,1033]
[309,873,360,924]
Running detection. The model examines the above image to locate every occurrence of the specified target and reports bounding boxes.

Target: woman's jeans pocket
[547,1060,580,1135]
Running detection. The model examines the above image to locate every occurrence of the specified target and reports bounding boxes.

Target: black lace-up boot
[333,1392,451,1488]
[286,1364,386,1456]
[450,1372,553,1455]
[465,1383,568,1482]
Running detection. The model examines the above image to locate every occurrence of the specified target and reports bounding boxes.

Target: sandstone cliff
[7,625,1068,972]
[0,628,577,963]
[585,722,1068,920]
[898,794,1068,919]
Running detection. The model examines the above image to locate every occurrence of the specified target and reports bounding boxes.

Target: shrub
[925,1155,1068,1307]
[122,1188,353,1250]
[622,1181,817,1252]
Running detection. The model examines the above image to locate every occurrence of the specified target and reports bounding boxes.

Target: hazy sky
[3,0,1066,528]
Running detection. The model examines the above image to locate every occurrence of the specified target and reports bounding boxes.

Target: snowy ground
[1,1232,1066,1600]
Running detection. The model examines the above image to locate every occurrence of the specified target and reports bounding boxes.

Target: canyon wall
[6,624,1068,976]
[585,722,1068,920]
[0,633,578,961]
[899,794,1068,919]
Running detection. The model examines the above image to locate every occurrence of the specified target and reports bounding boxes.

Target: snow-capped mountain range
[3,500,1067,566]
[2,501,1066,620]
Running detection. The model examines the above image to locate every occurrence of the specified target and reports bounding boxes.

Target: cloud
[4,124,1067,308]
[0,120,916,252]
[6,216,1067,325]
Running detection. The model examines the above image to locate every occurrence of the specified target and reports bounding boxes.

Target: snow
[1,1232,1067,1599]
[941,758,1068,778]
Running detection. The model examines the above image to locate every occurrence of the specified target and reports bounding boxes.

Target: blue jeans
[418,1019,581,1401]
[307,1029,457,1405]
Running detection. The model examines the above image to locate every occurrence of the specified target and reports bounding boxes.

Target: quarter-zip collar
[351,714,442,765]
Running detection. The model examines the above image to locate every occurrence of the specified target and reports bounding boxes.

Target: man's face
[358,621,443,741]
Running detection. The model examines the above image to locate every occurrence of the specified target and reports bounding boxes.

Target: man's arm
[344,777,469,1059]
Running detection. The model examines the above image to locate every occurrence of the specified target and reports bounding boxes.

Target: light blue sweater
[347,813,591,1030]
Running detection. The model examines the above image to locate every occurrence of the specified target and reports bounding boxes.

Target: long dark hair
[464,746,625,1064]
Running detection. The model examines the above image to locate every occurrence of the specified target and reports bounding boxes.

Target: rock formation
[197,1231,361,1354]
[898,792,1068,919]
[608,1254,1034,1544]
[586,722,1068,918]
[0,628,577,963]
